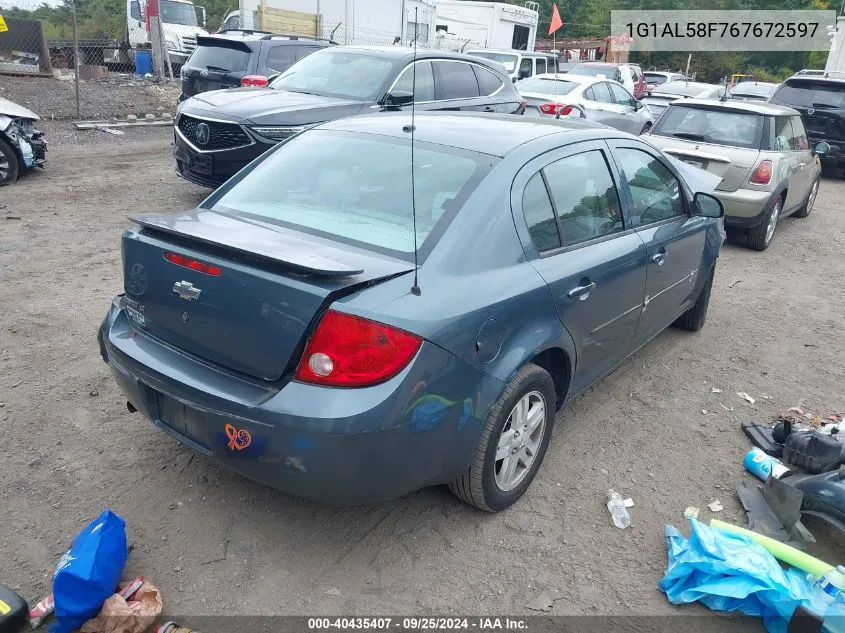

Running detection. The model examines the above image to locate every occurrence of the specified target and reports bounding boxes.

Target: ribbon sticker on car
[224,423,252,451]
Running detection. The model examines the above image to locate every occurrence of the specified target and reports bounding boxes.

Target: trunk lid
[651,138,760,192]
[122,209,414,381]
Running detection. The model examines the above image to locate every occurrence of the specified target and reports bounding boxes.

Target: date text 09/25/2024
[625,21,819,39]
[307,618,529,631]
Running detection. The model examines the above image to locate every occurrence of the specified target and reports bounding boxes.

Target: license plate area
[156,392,214,454]
[682,158,707,169]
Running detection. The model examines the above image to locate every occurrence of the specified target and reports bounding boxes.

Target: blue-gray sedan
[98,112,725,511]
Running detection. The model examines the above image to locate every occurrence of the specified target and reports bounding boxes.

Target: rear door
[471,63,513,113]
[431,60,484,111]
[788,115,814,208]
[607,141,708,344]
[773,116,805,210]
[582,81,618,128]
[512,141,648,393]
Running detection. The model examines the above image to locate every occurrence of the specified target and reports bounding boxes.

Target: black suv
[174,45,524,187]
[770,73,845,175]
[179,32,334,102]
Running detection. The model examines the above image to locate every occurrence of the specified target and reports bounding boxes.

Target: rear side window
[653,105,763,149]
[519,58,533,77]
[393,61,435,101]
[522,173,561,251]
[265,46,297,74]
[535,58,546,74]
[434,61,480,99]
[791,116,809,149]
[589,82,613,104]
[212,130,497,260]
[614,148,685,227]
[473,65,504,96]
[543,150,623,246]
[771,80,845,109]
[188,44,250,73]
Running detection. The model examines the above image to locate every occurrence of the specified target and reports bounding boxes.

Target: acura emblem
[807,108,815,115]
[172,280,201,301]
[195,122,210,146]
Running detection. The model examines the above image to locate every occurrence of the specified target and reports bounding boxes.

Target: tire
[746,196,782,251]
[448,363,556,512]
[794,177,819,218]
[674,266,714,332]
[0,138,20,186]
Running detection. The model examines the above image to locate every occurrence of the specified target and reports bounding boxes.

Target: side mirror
[813,141,830,156]
[382,90,414,109]
[512,76,518,84]
[693,192,724,218]
[633,100,643,110]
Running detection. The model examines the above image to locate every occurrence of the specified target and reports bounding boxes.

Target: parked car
[646,99,826,251]
[730,81,779,102]
[644,70,687,92]
[642,81,729,118]
[174,46,524,187]
[0,97,47,186]
[567,62,648,99]
[466,49,557,83]
[769,74,845,176]
[517,73,654,134]
[179,32,334,102]
[100,112,725,510]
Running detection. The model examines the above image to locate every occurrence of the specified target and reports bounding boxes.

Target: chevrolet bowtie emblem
[172,280,201,301]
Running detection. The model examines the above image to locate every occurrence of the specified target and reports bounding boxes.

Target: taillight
[295,310,422,387]
[164,252,222,276]
[539,103,574,117]
[750,160,773,185]
[241,75,269,87]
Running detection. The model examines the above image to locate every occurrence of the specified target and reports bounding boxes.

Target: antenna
[406,7,421,296]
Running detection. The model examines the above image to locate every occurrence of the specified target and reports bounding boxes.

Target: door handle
[567,281,596,300]
[651,252,666,266]
[483,106,495,112]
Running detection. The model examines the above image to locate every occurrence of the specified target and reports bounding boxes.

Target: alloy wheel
[765,199,782,246]
[494,391,546,492]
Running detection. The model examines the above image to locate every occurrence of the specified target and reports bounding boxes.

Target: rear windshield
[732,83,777,97]
[644,73,669,85]
[467,51,518,73]
[568,65,620,80]
[655,82,712,97]
[771,80,845,109]
[270,49,400,101]
[652,105,763,149]
[211,130,498,260]
[516,77,578,95]
[187,44,250,73]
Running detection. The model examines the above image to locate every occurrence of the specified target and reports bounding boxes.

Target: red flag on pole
[548,4,563,36]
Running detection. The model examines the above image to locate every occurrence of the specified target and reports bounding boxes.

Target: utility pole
[71,0,80,119]
[147,0,166,78]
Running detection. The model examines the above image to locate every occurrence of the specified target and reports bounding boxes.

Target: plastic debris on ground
[606,489,631,529]
[659,518,845,633]
[738,392,757,405]
[684,506,700,519]
[525,589,564,612]
[51,509,128,633]
[745,448,792,481]
[708,500,724,512]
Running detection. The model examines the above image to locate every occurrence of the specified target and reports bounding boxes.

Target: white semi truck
[50,0,209,70]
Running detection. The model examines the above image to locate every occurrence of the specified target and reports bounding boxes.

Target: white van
[466,49,557,83]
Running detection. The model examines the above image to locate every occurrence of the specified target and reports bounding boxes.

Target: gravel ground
[0,127,843,629]
[0,74,180,121]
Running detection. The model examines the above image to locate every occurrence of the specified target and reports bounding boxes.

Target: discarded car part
[785,469,845,532]
[0,583,28,633]
[784,431,845,474]
[735,478,812,545]
[742,421,785,457]
[0,96,47,185]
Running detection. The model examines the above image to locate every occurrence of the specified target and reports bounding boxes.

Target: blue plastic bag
[51,509,128,633]
[659,519,845,633]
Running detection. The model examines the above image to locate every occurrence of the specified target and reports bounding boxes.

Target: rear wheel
[448,364,556,512]
[674,266,714,332]
[0,138,20,186]
[747,196,782,251]
[794,177,819,218]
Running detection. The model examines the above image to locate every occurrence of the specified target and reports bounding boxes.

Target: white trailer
[825,15,845,75]
[221,0,437,48]
[433,0,538,52]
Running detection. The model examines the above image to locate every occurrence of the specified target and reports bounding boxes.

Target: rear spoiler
[195,35,253,53]
[130,212,365,277]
